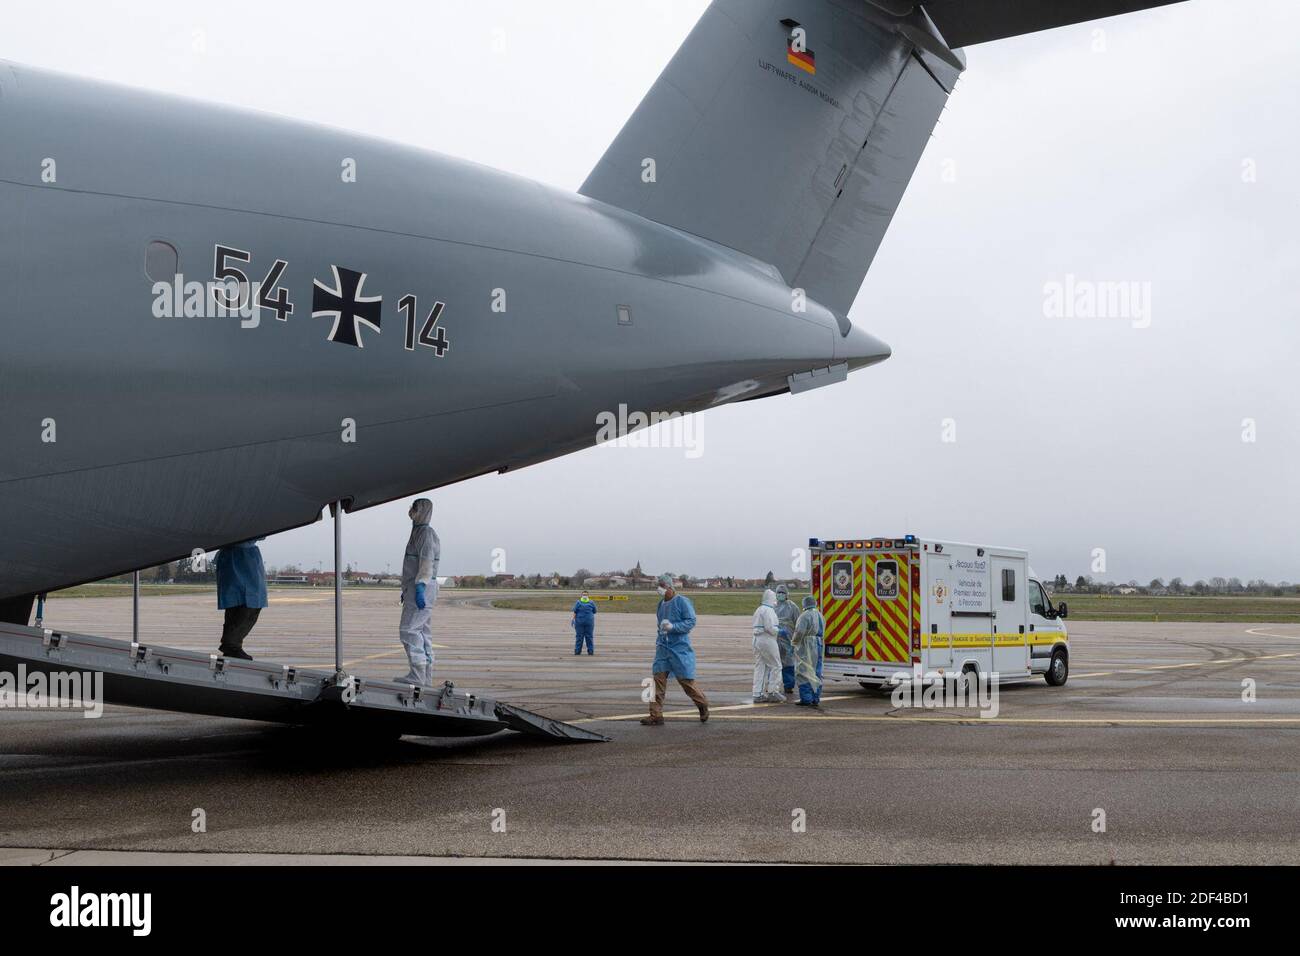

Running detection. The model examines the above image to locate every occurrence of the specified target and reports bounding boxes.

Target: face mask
[580,596,589,602]
[657,586,667,598]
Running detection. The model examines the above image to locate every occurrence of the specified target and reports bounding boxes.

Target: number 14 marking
[398,294,450,356]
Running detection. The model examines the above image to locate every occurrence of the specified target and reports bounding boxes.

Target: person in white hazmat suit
[397,498,440,685]
[752,589,785,703]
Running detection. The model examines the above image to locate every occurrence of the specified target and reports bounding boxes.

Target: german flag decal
[787,41,816,75]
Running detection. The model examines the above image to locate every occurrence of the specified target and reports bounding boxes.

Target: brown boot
[639,715,665,726]
[697,702,709,722]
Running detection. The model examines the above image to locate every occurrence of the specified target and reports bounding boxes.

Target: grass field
[494,591,811,616]
[1054,594,1300,623]
[44,584,1300,624]
[50,584,214,599]
[50,583,377,599]
[494,591,1300,623]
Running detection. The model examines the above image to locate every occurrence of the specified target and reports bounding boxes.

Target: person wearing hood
[774,584,801,695]
[752,589,785,703]
[397,498,440,685]
[792,595,826,706]
[215,538,267,660]
[571,589,598,655]
[641,574,709,725]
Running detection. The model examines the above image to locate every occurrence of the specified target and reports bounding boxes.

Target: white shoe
[768,692,787,703]
[394,671,420,685]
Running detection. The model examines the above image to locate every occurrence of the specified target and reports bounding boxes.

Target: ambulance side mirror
[1056,602,1068,620]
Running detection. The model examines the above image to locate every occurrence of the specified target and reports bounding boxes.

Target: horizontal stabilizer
[921,0,1190,47]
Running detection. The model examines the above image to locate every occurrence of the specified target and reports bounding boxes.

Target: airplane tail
[579,0,963,316]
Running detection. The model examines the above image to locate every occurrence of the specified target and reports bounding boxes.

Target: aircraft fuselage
[0,63,886,599]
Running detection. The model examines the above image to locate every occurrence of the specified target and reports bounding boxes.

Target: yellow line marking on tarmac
[621,714,1300,725]
[581,631,1300,725]
[286,646,450,669]
[1073,650,1300,679]
[581,648,1300,721]
[572,695,855,724]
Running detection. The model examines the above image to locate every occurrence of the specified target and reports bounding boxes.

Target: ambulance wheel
[1045,649,1069,686]
[960,664,979,693]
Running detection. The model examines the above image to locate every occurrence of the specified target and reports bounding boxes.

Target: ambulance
[810,536,1070,688]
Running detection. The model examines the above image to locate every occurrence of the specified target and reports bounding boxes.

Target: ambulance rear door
[862,547,915,669]
[819,548,866,665]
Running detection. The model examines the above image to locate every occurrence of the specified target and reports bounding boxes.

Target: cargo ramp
[0,620,608,743]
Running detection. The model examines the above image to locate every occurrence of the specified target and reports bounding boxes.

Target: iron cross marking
[312,265,382,348]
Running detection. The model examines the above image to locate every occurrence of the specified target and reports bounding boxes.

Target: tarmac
[1,589,1297,864]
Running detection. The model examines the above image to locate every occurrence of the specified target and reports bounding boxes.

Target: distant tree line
[1050,574,1298,597]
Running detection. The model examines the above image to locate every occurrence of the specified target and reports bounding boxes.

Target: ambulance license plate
[825,644,855,657]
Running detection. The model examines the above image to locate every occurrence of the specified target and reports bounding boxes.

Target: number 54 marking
[398,294,450,356]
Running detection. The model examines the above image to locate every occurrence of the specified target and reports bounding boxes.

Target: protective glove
[659,619,673,634]
[415,582,427,610]
[779,627,790,640]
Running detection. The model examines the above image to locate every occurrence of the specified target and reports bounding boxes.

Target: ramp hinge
[209,654,227,674]
[130,642,152,664]
[437,680,456,710]
[269,665,297,690]
[330,674,358,703]
[42,630,66,651]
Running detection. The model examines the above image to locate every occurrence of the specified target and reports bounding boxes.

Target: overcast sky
[9,1,1297,583]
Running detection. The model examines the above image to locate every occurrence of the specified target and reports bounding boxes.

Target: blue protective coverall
[214,539,267,657]
[215,540,268,610]
[572,597,597,654]
[648,592,709,720]
[654,594,698,679]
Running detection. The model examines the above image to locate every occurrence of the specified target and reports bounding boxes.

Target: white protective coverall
[398,498,440,685]
[752,589,784,702]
